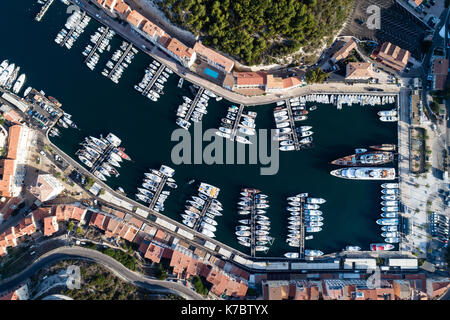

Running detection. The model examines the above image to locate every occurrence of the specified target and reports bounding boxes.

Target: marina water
[1,1,397,256]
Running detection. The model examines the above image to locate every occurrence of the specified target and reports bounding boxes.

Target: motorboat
[381,201,399,207]
[376,218,398,226]
[307,198,326,204]
[382,206,399,212]
[381,212,398,218]
[382,183,399,189]
[381,225,398,232]
[305,250,323,257]
[381,188,399,195]
[384,237,399,244]
[345,246,361,251]
[331,167,396,180]
[381,231,399,238]
[370,243,394,251]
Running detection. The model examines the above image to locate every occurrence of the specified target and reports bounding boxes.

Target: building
[193,42,235,73]
[375,42,411,72]
[126,9,145,29]
[28,174,65,203]
[426,279,450,299]
[265,75,284,93]
[431,57,449,91]
[43,215,59,236]
[54,204,87,222]
[408,0,423,8]
[346,62,374,80]
[330,39,357,63]
[234,72,266,89]
[141,19,166,44]
[0,125,30,198]
[159,37,196,68]
[0,104,23,125]
[0,284,29,300]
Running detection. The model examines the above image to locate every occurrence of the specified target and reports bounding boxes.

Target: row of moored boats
[0,59,26,95]
[134,59,172,102]
[176,88,213,130]
[76,133,131,182]
[236,188,273,253]
[376,183,400,246]
[135,165,176,213]
[181,183,222,238]
[54,10,90,49]
[214,105,257,145]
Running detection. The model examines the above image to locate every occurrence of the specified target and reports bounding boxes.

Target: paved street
[0,246,205,300]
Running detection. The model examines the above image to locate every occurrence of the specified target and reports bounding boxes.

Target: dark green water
[2,1,398,256]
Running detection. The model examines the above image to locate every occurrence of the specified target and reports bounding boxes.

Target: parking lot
[340,0,427,59]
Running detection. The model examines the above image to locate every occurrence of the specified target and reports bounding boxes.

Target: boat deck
[35,0,55,22]
[184,87,205,121]
[84,26,109,64]
[142,64,165,96]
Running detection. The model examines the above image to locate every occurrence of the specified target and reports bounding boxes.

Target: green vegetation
[67,221,74,231]
[101,247,138,272]
[75,226,83,235]
[158,0,354,65]
[192,275,209,296]
[155,263,168,280]
[305,67,329,83]
[84,176,95,189]
[430,101,440,115]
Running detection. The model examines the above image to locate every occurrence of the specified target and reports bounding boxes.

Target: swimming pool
[204,67,219,79]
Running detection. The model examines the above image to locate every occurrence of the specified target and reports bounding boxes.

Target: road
[0,246,205,300]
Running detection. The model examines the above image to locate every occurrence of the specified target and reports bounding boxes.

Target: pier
[148,174,168,211]
[59,12,87,47]
[35,0,55,22]
[183,87,205,121]
[142,64,165,96]
[284,99,301,151]
[84,27,109,64]
[229,104,245,142]
[88,141,115,174]
[107,42,133,79]
[249,193,257,257]
[298,197,306,259]
[192,197,213,232]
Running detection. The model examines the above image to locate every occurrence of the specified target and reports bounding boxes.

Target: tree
[67,221,74,232]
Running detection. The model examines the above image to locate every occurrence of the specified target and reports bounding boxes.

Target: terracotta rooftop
[43,216,58,237]
[346,62,374,79]
[193,42,234,73]
[126,10,145,28]
[376,42,410,71]
[6,125,22,160]
[165,37,195,60]
[234,72,267,86]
